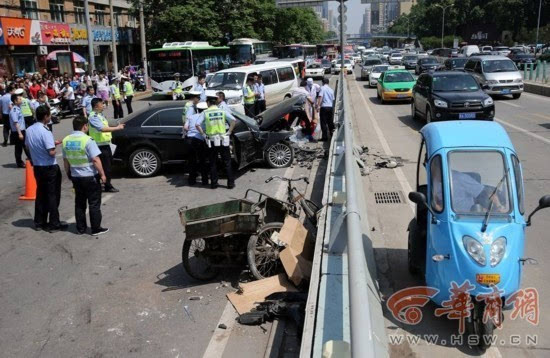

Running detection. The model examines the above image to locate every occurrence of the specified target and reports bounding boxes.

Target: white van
[460,45,481,57]
[205,63,298,114]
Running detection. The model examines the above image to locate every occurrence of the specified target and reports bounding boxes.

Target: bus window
[193,49,230,75]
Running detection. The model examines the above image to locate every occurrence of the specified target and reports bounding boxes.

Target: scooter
[407,120,550,350]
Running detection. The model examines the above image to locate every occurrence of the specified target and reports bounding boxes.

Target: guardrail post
[535,60,541,81]
[543,61,548,83]
[524,63,527,80]
[529,63,534,81]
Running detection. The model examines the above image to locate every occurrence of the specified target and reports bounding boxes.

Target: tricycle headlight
[463,236,486,266]
[434,99,448,108]
[490,237,507,267]
[227,96,243,105]
[483,97,494,107]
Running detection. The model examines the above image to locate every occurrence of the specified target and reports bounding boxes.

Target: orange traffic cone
[19,159,36,201]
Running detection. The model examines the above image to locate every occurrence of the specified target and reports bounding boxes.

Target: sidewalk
[523,80,550,97]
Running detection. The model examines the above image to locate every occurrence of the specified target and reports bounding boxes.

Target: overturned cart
[178,191,293,281]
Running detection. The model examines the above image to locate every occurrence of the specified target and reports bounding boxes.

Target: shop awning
[46,51,86,63]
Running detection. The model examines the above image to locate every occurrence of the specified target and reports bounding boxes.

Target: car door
[260,69,278,107]
[377,72,385,96]
[156,108,186,161]
[414,74,428,116]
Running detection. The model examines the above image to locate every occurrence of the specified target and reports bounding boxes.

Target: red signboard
[40,22,71,45]
[1,17,32,45]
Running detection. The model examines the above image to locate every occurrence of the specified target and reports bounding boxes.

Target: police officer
[88,98,125,192]
[25,106,67,232]
[216,91,230,112]
[31,92,53,131]
[81,86,96,118]
[196,96,236,189]
[317,77,335,141]
[243,76,256,117]
[1,85,15,146]
[10,90,31,168]
[183,91,201,125]
[192,75,207,102]
[122,76,134,114]
[110,77,124,119]
[172,73,184,100]
[254,74,266,114]
[20,91,35,128]
[62,116,108,236]
[183,93,209,186]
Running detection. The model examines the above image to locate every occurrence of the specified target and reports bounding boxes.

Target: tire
[265,142,294,168]
[129,147,161,177]
[407,220,421,275]
[426,108,433,124]
[301,199,320,226]
[247,222,285,280]
[377,90,381,100]
[411,101,419,121]
[512,93,521,99]
[465,302,495,351]
[182,238,220,281]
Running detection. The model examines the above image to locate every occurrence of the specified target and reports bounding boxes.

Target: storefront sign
[71,28,87,41]
[40,22,71,45]
[91,26,132,44]
[1,17,31,45]
[0,21,4,46]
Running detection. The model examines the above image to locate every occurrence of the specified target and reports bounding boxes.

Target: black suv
[411,71,495,123]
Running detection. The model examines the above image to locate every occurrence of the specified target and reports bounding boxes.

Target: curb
[133,90,153,99]
[523,82,550,97]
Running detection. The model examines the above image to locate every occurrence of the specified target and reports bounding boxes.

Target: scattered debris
[218,323,227,330]
[237,292,307,327]
[278,217,314,287]
[183,305,194,322]
[189,296,203,301]
[260,325,268,334]
[186,289,191,293]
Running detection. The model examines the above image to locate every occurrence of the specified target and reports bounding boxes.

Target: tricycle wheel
[407,219,424,276]
[465,302,495,351]
[247,222,285,280]
[182,238,219,281]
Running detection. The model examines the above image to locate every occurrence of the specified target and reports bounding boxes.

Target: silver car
[360,58,384,81]
[464,56,523,99]
[368,65,390,88]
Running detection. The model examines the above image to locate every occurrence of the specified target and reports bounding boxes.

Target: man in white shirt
[60,82,75,115]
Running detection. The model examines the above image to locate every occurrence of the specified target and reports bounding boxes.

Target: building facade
[0,0,139,76]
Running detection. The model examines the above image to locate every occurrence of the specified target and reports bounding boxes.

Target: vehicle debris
[183,305,194,322]
[237,292,307,328]
[218,323,227,330]
[189,296,203,301]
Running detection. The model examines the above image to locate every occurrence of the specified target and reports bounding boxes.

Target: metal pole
[139,1,150,90]
[84,0,95,72]
[340,0,344,69]
[441,7,445,48]
[109,0,118,74]
[536,0,542,54]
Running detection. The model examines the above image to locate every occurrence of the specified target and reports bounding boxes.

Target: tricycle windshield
[447,151,511,215]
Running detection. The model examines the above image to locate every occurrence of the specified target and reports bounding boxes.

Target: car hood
[420,63,439,67]
[205,89,242,100]
[257,94,306,131]
[383,81,416,90]
[432,90,489,102]
[370,72,383,79]
[483,71,522,81]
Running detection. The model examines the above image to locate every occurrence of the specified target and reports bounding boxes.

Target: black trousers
[113,100,124,119]
[2,114,10,144]
[244,103,256,118]
[24,116,35,128]
[98,145,113,188]
[125,96,133,114]
[255,99,266,114]
[11,130,30,165]
[209,145,234,185]
[33,165,61,228]
[72,175,102,232]
[66,99,75,115]
[320,107,335,141]
[185,137,209,184]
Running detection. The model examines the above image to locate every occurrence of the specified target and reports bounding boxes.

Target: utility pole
[435,2,453,48]
[84,0,95,72]
[139,1,149,89]
[536,0,542,54]
[109,0,119,74]
[339,0,345,68]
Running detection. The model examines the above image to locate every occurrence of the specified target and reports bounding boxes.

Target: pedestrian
[193,75,206,102]
[60,82,75,115]
[171,73,184,101]
[29,79,41,99]
[20,91,35,128]
[254,74,266,114]
[216,91,230,112]
[25,106,67,232]
[196,96,236,189]
[122,76,134,115]
[96,73,110,106]
[110,77,124,119]
[92,70,99,93]
[1,85,15,146]
[183,93,209,186]
[88,98,125,192]
[305,77,320,119]
[9,90,32,167]
[317,77,335,142]
[81,86,96,118]
[243,76,256,117]
[62,116,108,236]
[30,92,53,131]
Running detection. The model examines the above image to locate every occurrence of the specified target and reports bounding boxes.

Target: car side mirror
[482,84,490,90]
[526,195,550,226]
[409,191,428,207]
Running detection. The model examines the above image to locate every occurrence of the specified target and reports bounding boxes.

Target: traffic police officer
[254,74,266,113]
[196,96,236,189]
[81,86,96,118]
[10,90,31,167]
[183,93,209,186]
[110,77,124,119]
[88,98,125,192]
[192,75,206,102]
[20,92,35,128]
[25,105,66,232]
[243,76,256,117]
[62,116,108,236]
[216,92,230,113]
[122,76,134,114]
[172,73,184,100]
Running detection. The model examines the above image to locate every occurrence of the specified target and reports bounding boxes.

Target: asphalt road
[0,94,321,357]
[349,66,550,357]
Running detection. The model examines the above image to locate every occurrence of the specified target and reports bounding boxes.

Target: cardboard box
[278,216,314,286]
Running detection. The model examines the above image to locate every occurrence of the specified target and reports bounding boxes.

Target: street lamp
[535,0,542,54]
[435,2,453,48]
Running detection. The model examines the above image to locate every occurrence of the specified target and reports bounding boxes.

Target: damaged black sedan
[112,96,305,177]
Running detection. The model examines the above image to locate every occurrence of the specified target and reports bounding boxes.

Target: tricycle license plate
[459,112,476,119]
[501,89,511,94]
[397,94,408,98]
[476,273,500,285]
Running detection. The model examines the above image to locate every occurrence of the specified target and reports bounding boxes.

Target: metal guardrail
[300,73,389,357]
[523,61,549,84]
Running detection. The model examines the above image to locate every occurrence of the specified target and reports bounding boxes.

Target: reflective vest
[173,81,183,94]
[88,111,112,146]
[62,133,93,168]
[124,81,134,96]
[204,106,226,136]
[110,84,121,100]
[243,85,255,104]
[182,101,194,124]
[21,98,33,117]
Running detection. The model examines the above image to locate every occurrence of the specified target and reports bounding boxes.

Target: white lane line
[532,113,550,121]
[522,91,550,100]
[498,100,521,108]
[354,78,505,358]
[495,117,550,145]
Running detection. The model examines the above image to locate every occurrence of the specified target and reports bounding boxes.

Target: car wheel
[129,147,161,177]
[377,90,381,100]
[426,108,433,124]
[411,101,419,121]
[265,142,294,168]
[512,93,521,99]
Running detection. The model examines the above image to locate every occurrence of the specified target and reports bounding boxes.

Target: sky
[329,0,366,34]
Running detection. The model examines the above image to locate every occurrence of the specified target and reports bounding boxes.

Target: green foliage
[420,35,460,49]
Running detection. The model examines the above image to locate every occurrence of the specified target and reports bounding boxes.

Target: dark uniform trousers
[33,165,62,228]
[72,175,102,232]
[209,145,234,185]
[244,103,256,118]
[255,99,266,114]
[113,100,124,119]
[185,137,209,184]
[320,107,335,141]
[11,130,31,165]
[2,113,11,144]
[98,145,114,189]
[125,96,133,114]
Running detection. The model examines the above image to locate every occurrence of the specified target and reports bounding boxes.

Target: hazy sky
[329,0,366,34]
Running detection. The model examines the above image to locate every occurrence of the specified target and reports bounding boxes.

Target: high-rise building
[400,0,416,15]
[360,4,372,35]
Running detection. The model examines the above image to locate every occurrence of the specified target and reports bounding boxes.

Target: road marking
[498,100,521,108]
[202,302,239,358]
[532,113,550,121]
[495,117,550,145]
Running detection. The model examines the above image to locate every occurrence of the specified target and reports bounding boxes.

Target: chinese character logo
[435,280,475,334]
[7,27,25,38]
[506,287,539,325]
[386,286,439,325]
[475,285,504,328]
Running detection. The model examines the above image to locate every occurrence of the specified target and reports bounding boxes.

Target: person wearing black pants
[317,78,335,141]
[2,85,15,146]
[185,137,209,185]
[9,91,31,167]
[209,145,233,189]
[1,113,10,146]
[98,145,113,188]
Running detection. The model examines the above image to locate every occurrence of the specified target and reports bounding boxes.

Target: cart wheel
[182,238,219,281]
[301,199,320,226]
[247,222,285,280]
[465,301,495,351]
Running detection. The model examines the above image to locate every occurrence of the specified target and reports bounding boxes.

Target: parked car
[508,49,536,69]
[431,48,453,62]
[320,59,332,74]
[361,58,384,80]
[492,46,511,56]
[459,45,481,57]
[305,63,325,79]
[376,69,416,103]
[402,55,419,70]
[417,50,428,58]
[464,56,524,99]
[481,45,493,53]
[411,71,495,123]
[112,96,307,177]
[443,57,469,71]
[368,65,390,87]
[334,59,353,74]
[416,57,441,75]
[389,52,404,65]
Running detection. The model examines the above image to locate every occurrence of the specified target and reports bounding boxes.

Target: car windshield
[419,58,438,64]
[372,65,389,73]
[450,58,468,67]
[308,64,321,68]
[403,56,418,61]
[321,60,331,65]
[391,53,401,57]
[494,47,509,51]
[447,151,511,214]
[207,72,246,90]
[338,60,351,64]
[384,72,414,82]
[482,59,517,73]
[432,75,480,92]
[364,59,381,66]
